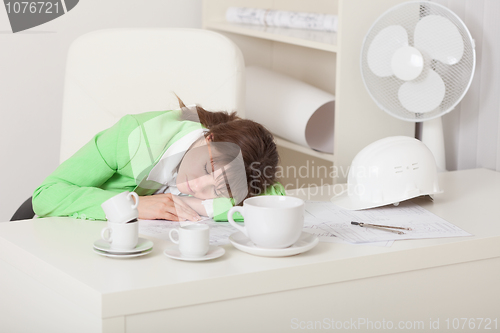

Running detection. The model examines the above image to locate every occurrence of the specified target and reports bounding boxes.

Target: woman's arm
[32,115,139,220]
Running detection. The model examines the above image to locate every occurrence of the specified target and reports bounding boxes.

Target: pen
[351,221,412,235]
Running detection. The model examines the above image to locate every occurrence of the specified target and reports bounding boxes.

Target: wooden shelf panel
[274,136,334,162]
[206,21,337,53]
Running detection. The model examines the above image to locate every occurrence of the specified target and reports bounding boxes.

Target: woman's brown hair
[176,96,279,201]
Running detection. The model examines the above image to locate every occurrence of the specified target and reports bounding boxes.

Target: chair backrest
[60,28,245,163]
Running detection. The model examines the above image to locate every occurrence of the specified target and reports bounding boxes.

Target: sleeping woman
[32,97,284,222]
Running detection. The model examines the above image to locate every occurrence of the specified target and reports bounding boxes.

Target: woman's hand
[137,194,201,221]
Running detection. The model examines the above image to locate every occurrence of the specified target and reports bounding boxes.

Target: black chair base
[11,197,35,221]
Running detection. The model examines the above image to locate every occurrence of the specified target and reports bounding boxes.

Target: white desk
[1,169,499,333]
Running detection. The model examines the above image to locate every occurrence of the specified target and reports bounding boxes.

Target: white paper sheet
[138,206,394,248]
[226,7,338,32]
[304,201,473,243]
[246,66,335,153]
[304,202,394,247]
[140,199,466,246]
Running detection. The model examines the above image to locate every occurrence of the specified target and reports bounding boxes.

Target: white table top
[1,168,499,319]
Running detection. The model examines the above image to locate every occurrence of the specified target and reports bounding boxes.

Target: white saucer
[164,245,225,261]
[229,232,319,257]
[93,247,153,258]
[93,237,154,254]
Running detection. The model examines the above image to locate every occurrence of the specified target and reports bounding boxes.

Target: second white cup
[169,224,209,258]
[101,191,139,223]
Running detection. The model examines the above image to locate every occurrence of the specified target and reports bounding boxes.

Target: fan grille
[360,1,475,121]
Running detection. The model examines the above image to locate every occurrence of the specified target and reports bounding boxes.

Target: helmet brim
[330,190,395,210]
[331,188,443,211]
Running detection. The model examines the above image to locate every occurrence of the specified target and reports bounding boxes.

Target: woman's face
[176,139,224,200]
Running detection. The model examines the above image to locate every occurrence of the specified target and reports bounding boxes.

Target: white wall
[0,0,201,221]
[433,0,500,172]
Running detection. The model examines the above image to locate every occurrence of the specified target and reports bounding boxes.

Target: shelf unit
[274,135,334,162]
[205,21,338,52]
[203,0,414,185]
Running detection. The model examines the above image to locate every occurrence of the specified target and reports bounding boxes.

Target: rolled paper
[226,7,338,32]
[245,66,335,153]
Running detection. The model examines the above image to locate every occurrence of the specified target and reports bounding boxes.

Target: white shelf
[203,0,415,183]
[206,21,337,53]
[274,136,334,162]
[205,20,337,163]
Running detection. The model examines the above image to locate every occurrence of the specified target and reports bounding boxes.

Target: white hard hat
[331,136,442,210]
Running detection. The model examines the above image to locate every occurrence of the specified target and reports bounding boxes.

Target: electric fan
[360,1,476,171]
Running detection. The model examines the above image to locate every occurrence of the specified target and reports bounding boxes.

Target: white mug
[228,196,304,249]
[101,191,139,223]
[101,220,139,250]
[169,224,209,258]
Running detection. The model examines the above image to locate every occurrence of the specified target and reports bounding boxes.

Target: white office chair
[11,28,245,221]
[60,28,245,163]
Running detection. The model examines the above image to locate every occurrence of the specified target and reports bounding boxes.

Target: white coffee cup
[101,220,139,250]
[169,224,209,258]
[228,196,304,249]
[101,191,139,223]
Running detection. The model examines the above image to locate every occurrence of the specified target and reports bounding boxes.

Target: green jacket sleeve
[32,115,140,220]
[213,182,286,222]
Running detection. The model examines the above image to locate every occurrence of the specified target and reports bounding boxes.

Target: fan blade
[391,46,424,81]
[367,25,408,77]
[414,15,464,65]
[398,69,445,113]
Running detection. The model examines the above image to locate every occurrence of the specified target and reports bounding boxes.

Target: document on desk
[304,201,472,243]
[304,202,394,247]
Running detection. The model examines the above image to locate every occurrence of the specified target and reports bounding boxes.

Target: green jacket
[33,110,284,221]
